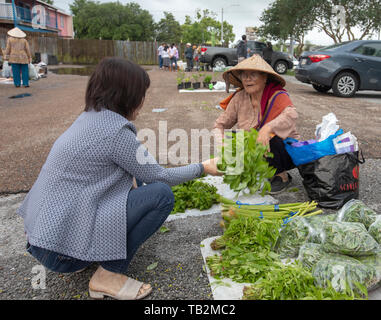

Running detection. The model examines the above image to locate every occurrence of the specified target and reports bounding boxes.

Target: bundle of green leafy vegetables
[337,199,378,229]
[274,217,315,258]
[170,179,219,214]
[304,214,337,244]
[356,253,381,282]
[297,243,326,270]
[368,216,381,245]
[312,254,379,294]
[207,216,282,283]
[207,215,371,299]
[321,221,380,257]
[243,260,365,300]
[216,128,276,196]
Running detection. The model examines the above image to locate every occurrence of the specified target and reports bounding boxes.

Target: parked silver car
[295,40,381,97]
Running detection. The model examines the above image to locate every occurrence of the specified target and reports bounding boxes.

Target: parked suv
[199,40,294,74]
[295,40,381,97]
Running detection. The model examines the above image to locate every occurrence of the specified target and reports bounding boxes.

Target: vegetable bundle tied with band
[217,128,276,196]
[218,195,323,229]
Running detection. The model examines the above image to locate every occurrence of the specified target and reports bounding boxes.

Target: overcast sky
[52,0,380,46]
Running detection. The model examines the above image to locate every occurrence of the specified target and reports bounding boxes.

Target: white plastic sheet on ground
[166,175,277,222]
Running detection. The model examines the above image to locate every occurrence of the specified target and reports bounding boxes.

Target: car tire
[312,84,331,93]
[274,60,288,74]
[212,57,227,69]
[332,72,359,98]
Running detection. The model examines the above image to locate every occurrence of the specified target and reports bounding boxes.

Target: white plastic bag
[28,63,39,80]
[2,61,12,78]
[213,81,226,90]
[315,113,340,142]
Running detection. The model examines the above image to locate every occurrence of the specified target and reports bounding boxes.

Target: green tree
[155,12,182,44]
[181,9,235,46]
[258,0,315,54]
[313,0,381,43]
[43,0,54,4]
[70,0,155,41]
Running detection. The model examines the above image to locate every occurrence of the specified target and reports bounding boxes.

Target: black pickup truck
[199,40,294,74]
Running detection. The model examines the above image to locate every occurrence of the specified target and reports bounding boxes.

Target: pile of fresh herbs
[207,215,366,300]
[171,179,219,214]
[217,129,276,196]
[242,260,365,300]
[207,216,282,283]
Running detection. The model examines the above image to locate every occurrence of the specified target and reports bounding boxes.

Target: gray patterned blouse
[17,109,204,261]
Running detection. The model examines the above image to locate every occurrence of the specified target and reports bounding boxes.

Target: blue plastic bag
[284,129,344,166]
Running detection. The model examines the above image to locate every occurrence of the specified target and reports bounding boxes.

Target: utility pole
[221,8,224,46]
[221,4,239,47]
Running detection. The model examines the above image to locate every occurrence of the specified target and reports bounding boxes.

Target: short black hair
[85,57,150,119]
[242,35,246,40]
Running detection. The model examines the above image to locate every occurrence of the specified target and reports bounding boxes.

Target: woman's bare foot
[89,266,151,299]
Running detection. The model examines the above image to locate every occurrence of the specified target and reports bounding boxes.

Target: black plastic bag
[298,151,365,209]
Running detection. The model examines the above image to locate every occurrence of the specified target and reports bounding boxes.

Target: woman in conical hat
[4,27,32,88]
[214,54,300,194]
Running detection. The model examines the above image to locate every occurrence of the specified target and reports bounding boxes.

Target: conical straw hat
[7,27,26,38]
[223,54,286,89]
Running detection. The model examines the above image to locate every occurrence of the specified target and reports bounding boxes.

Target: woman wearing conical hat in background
[4,27,32,88]
[214,54,300,194]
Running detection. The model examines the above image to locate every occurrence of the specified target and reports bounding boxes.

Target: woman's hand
[257,125,272,151]
[202,158,223,176]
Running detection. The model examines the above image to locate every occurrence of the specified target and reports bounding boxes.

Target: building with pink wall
[0,0,73,38]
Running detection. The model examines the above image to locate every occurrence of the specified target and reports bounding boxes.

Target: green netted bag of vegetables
[305,214,337,244]
[274,217,317,258]
[217,129,276,196]
[321,221,380,257]
[312,254,379,294]
[336,199,378,229]
[368,216,381,244]
[297,243,327,270]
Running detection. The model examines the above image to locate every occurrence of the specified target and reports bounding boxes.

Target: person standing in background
[237,35,248,63]
[161,45,170,71]
[185,43,193,72]
[4,27,32,88]
[157,43,165,70]
[169,43,178,71]
[263,42,273,65]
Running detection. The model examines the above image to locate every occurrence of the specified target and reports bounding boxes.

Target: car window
[321,42,351,51]
[255,42,267,50]
[353,43,381,57]
[247,42,255,50]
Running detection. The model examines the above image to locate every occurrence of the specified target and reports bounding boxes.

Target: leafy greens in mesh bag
[336,199,378,229]
[274,217,317,258]
[313,254,380,294]
[321,221,380,257]
[297,243,327,270]
[356,253,381,289]
[305,214,337,244]
[368,216,381,245]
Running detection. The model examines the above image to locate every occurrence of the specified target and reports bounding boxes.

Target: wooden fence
[1,27,186,65]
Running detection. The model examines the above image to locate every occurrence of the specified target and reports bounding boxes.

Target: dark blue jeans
[11,63,29,87]
[26,182,174,274]
[159,55,163,68]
